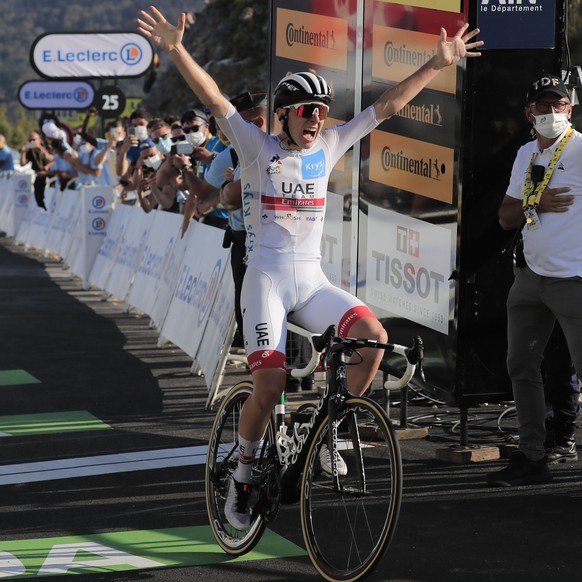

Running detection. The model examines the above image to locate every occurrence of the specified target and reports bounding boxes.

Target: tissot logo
[396,226,420,258]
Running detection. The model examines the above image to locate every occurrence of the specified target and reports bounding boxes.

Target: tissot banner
[477,0,556,49]
[31,32,154,78]
[18,80,95,109]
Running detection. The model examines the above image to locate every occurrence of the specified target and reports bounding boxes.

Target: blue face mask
[155,136,172,154]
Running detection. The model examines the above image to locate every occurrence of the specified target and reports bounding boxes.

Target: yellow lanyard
[522,127,573,209]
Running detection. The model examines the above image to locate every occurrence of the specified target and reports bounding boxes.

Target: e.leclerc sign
[18,80,95,110]
[30,32,153,79]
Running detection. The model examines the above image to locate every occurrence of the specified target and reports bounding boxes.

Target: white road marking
[0,446,208,485]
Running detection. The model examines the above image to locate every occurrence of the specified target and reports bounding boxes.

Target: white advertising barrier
[25,206,49,250]
[149,224,189,332]
[0,173,10,218]
[14,198,38,245]
[88,204,132,291]
[160,222,231,359]
[0,174,33,237]
[104,209,154,303]
[126,210,182,319]
[57,191,82,260]
[68,186,115,288]
[44,189,73,255]
[196,260,236,402]
[25,185,57,249]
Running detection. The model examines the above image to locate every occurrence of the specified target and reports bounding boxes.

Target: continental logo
[381,147,443,181]
[372,26,457,95]
[369,130,454,203]
[395,102,443,127]
[276,8,348,70]
[375,0,461,11]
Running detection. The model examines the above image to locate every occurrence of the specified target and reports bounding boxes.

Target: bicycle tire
[300,397,402,582]
[205,381,275,555]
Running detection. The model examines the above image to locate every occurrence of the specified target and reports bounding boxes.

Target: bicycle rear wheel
[300,397,402,582]
[205,381,275,555]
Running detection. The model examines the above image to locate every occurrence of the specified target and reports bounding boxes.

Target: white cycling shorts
[241,260,376,372]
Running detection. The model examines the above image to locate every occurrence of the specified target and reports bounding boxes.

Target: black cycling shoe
[486,451,552,487]
[547,442,578,464]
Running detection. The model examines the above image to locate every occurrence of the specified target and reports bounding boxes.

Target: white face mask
[532,113,571,139]
[143,154,162,170]
[79,144,92,155]
[134,125,149,141]
[155,136,172,154]
[185,131,206,147]
[73,134,83,146]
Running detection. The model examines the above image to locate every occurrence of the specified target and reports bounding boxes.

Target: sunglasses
[286,102,329,120]
[152,134,170,144]
[182,124,206,134]
[171,135,186,143]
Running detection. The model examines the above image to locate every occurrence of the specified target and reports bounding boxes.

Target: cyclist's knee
[250,368,286,410]
[351,317,387,344]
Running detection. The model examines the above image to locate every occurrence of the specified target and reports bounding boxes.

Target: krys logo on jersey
[364,207,452,335]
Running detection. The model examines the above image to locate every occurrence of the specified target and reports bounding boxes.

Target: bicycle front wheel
[300,397,402,582]
[205,381,275,556]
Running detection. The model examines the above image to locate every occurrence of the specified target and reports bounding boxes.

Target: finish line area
[1,238,582,582]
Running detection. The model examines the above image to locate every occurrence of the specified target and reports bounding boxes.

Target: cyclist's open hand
[435,24,483,69]
[137,6,185,53]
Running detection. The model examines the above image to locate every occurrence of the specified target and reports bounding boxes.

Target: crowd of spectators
[6,104,231,231]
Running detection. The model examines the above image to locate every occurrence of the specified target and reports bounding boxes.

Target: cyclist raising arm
[138,5,482,531]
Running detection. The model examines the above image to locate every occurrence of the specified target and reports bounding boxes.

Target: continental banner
[369,130,455,204]
[275,8,349,70]
[372,26,457,95]
[375,0,461,12]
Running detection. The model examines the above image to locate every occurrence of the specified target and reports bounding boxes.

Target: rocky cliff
[142,0,269,117]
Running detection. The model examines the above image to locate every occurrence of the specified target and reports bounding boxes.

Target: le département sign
[476,0,556,49]
[30,32,153,79]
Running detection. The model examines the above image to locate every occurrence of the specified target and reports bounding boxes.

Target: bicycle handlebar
[288,323,423,390]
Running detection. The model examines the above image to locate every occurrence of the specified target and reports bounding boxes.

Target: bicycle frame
[271,326,423,504]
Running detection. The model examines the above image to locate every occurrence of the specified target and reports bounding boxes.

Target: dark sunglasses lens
[298,104,327,119]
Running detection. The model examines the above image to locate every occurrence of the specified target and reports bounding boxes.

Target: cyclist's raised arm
[373,24,482,122]
[137,6,230,118]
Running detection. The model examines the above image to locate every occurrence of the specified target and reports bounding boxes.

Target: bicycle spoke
[205,381,275,556]
[300,398,402,581]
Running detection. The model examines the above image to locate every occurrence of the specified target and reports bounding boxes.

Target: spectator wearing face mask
[134,138,178,213]
[117,109,149,183]
[20,130,54,208]
[41,121,77,191]
[177,108,228,229]
[61,129,105,189]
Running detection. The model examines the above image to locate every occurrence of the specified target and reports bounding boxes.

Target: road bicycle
[205,324,423,582]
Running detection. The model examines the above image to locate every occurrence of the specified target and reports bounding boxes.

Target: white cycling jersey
[217,104,379,264]
[216,104,380,370]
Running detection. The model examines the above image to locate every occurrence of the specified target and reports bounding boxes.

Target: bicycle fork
[329,353,368,496]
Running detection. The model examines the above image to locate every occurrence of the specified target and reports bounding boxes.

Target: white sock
[233,436,260,484]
